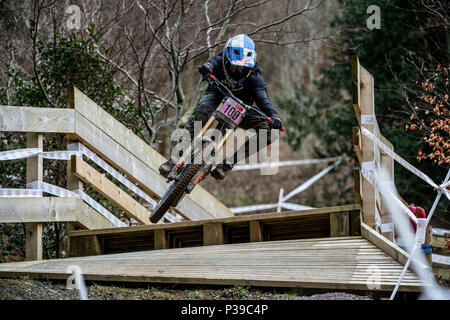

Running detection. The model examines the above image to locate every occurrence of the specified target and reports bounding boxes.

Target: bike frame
[167,75,272,187]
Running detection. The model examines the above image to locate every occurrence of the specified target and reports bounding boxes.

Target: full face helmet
[222,34,257,87]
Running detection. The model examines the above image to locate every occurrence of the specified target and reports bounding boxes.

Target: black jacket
[204,52,278,117]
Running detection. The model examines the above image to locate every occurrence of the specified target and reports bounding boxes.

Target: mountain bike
[150,71,284,223]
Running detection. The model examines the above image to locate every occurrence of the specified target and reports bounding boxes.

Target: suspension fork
[174,114,219,170]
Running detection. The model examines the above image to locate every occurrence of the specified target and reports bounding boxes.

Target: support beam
[66,138,84,246]
[154,229,169,250]
[71,155,151,225]
[379,136,395,241]
[330,212,350,237]
[203,223,226,246]
[25,133,43,261]
[249,221,264,242]
[352,127,362,164]
[70,235,102,257]
[359,65,376,229]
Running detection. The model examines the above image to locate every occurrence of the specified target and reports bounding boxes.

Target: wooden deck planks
[0,237,422,292]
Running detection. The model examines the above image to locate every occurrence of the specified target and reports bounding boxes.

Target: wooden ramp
[69,205,361,257]
[0,237,422,292]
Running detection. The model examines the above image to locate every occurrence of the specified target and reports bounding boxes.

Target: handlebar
[198,66,284,132]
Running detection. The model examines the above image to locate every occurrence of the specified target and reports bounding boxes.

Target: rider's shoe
[159,159,175,178]
[211,163,233,180]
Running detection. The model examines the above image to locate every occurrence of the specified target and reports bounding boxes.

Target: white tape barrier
[230,159,340,214]
[72,189,126,227]
[0,147,82,161]
[1,145,183,223]
[0,188,42,197]
[361,127,449,201]
[69,143,183,222]
[415,218,427,248]
[360,168,418,223]
[230,203,314,214]
[27,181,80,198]
[390,170,449,300]
[0,148,42,160]
[432,228,450,237]
[231,203,277,214]
[433,254,450,266]
[0,146,156,206]
[0,180,124,227]
[68,143,156,206]
[28,181,125,227]
[232,157,342,171]
[282,159,341,202]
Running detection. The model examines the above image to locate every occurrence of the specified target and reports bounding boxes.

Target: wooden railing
[350,57,450,280]
[0,87,232,260]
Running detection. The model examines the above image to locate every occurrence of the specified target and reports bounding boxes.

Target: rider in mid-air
[159,34,283,180]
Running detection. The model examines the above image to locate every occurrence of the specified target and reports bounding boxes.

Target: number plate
[218,98,245,124]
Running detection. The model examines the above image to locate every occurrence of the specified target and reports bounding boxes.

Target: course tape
[0,145,184,223]
[0,180,124,227]
[0,147,82,161]
[232,157,342,171]
[360,127,449,200]
[230,202,314,214]
[1,145,158,207]
[68,143,157,207]
[0,188,42,197]
[282,159,341,202]
[72,189,126,227]
[360,168,418,223]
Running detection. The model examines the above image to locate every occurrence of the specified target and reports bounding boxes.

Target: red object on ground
[408,205,426,232]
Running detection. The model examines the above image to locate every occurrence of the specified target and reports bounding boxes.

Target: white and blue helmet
[223,34,257,86]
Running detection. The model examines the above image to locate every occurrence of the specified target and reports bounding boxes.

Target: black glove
[199,62,214,81]
[270,114,283,130]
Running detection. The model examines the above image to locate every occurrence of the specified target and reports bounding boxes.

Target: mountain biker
[159,34,283,180]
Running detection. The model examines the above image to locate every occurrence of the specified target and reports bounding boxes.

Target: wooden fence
[0,87,232,260]
[352,56,395,241]
[351,56,450,280]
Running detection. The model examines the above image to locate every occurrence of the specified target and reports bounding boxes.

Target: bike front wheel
[150,163,201,223]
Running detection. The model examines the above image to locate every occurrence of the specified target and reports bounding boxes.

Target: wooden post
[353,170,362,205]
[203,222,226,246]
[78,235,102,256]
[350,210,361,236]
[379,136,395,241]
[330,212,350,237]
[353,56,377,230]
[25,133,43,261]
[66,138,83,255]
[154,229,169,250]
[425,225,433,266]
[249,221,264,242]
